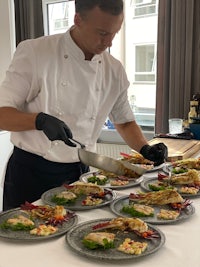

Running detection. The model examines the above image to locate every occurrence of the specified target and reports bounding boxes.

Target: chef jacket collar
[63,26,102,62]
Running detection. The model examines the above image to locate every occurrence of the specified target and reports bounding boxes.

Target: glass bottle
[188,106,197,123]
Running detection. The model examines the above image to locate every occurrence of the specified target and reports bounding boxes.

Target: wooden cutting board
[148,138,200,161]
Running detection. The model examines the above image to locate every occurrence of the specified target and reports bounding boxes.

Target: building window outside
[42,0,158,132]
[135,44,156,82]
[134,0,157,17]
[42,0,74,35]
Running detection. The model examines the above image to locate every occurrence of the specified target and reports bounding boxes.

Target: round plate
[41,186,116,211]
[110,195,195,225]
[79,171,143,190]
[65,218,165,261]
[0,207,78,241]
[140,176,200,198]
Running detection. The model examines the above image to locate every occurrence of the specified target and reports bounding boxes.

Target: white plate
[65,218,165,261]
[110,195,195,225]
[79,171,143,190]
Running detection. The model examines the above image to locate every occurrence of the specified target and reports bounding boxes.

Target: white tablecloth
[0,171,200,267]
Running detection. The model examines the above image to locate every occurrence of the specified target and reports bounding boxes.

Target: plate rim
[140,176,200,198]
[109,195,195,225]
[41,186,117,211]
[65,217,166,261]
[0,207,78,241]
[79,171,144,190]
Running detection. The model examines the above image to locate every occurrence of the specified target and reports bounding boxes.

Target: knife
[70,138,147,177]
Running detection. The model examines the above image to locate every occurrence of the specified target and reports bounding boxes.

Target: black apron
[3,146,89,211]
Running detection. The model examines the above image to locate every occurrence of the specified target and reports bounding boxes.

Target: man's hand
[140,142,168,166]
[35,112,76,147]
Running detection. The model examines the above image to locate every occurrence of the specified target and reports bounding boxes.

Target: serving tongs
[161,161,172,185]
[70,138,147,177]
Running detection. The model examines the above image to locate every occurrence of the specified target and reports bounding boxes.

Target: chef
[0,0,167,211]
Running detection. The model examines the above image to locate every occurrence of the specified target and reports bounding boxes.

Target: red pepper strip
[134,230,159,239]
[63,184,74,189]
[21,201,39,210]
[158,172,168,180]
[92,221,110,230]
[120,152,132,158]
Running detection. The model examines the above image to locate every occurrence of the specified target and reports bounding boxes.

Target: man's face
[73,6,124,59]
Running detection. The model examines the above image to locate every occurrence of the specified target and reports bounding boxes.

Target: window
[135,44,156,82]
[42,0,158,133]
[133,0,157,17]
[42,0,75,35]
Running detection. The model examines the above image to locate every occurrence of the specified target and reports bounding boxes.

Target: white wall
[0,0,15,211]
[0,0,16,83]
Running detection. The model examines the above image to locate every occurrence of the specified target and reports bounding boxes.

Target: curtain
[156,0,200,134]
[14,0,44,46]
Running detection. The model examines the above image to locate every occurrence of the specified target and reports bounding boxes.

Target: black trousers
[3,146,89,211]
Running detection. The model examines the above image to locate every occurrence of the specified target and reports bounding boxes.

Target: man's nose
[103,34,114,47]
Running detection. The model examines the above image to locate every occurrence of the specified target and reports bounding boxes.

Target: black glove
[140,142,168,166]
[35,112,76,147]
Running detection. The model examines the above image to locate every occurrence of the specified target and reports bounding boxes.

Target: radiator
[96,143,131,159]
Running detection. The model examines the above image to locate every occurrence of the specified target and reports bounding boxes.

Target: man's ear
[74,13,82,27]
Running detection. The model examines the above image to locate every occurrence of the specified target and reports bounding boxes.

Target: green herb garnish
[0,222,34,231]
[82,238,115,249]
[122,205,154,217]
[51,195,77,205]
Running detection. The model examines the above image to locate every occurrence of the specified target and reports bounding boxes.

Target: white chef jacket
[0,27,135,163]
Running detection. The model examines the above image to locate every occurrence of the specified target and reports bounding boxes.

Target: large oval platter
[79,171,144,190]
[41,186,116,211]
[110,195,195,225]
[0,207,77,241]
[65,218,165,261]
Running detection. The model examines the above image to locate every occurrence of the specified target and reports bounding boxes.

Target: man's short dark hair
[75,0,123,16]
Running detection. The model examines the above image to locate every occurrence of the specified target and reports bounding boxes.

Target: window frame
[42,0,74,36]
[133,0,158,18]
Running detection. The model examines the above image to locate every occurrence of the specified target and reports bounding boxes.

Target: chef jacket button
[64,54,68,59]
[61,81,67,86]
[58,112,63,116]
[98,60,101,64]
[53,141,59,146]
[90,116,95,120]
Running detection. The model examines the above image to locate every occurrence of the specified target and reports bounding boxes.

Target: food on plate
[171,166,188,174]
[138,164,154,171]
[83,232,115,249]
[87,174,109,185]
[117,238,148,255]
[23,204,67,220]
[120,152,154,165]
[30,224,57,236]
[157,209,180,220]
[148,182,175,191]
[172,158,200,170]
[122,204,154,217]
[98,168,140,179]
[21,202,75,226]
[179,186,199,195]
[170,169,200,185]
[110,179,129,186]
[0,215,35,231]
[129,189,184,205]
[65,182,104,195]
[92,217,158,239]
[82,195,103,206]
[52,191,77,205]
